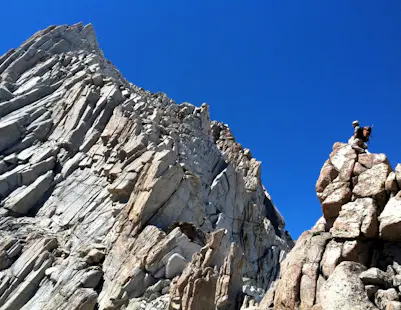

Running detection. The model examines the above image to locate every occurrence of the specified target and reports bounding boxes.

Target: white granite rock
[0,23,293,309]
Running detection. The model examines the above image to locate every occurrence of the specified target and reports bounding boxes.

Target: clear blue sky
[1,1,400,239]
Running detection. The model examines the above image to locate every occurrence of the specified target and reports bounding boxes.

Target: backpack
[355,126,364,139]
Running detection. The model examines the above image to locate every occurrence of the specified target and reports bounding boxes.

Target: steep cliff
[263,142,401,310]
[0,23,293,310]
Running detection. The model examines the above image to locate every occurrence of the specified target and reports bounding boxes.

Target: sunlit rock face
[0,23,293,310]
[263,143,401,310]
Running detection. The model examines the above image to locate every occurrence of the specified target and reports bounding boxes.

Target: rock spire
[263,142,401,310]
[0,23,292,309]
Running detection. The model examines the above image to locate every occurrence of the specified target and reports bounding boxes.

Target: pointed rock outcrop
[0,24,293,309]
[263,142,401,310]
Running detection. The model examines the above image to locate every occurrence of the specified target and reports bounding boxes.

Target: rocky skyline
[264,142,401,310]
[0,23,292,309]
[1,14,401,310]
[2,1,400,240]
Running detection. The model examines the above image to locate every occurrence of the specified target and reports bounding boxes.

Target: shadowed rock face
[0,23,293,309]
[261,143,401,310]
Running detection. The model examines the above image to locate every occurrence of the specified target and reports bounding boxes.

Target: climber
[348,120,360,144]
[348,120,359,143]
[352,120,360,133]
[349,124,372,153]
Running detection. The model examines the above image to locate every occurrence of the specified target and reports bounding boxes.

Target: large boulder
[273,231,330,310]
[329,144,357,182]
[353,163,391,207]
[319,182,352,220]
[359,268,393,289]
[358,153,389,169]
[316,160,338,193]
[320,239,343,278]
[315,144,357,220]
[319,261,377,310]
[378,193,401,241]
[320,239,372,279]
[331,198,378,239]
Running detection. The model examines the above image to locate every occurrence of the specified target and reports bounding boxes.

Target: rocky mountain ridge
[0,23,293,309]
[261,142,401,310]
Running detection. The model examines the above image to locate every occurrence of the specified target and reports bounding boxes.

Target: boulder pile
[263,142,401,310]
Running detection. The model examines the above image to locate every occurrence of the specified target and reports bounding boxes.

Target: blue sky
[1,1,400,239]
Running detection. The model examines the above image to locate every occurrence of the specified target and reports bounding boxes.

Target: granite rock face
[0,24,293,309]
[262,142,401,310]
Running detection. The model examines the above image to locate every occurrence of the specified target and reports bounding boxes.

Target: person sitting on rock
[348,120,360,143]
[352,120,360,134]
[349,123,372,153]
[348,120,360,144]
[348,121,361,140]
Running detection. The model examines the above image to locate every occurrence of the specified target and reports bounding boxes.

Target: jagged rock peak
[263,142,401,310]
[0,24,293,310]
